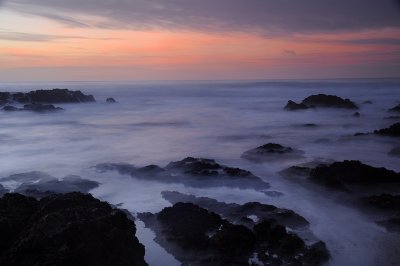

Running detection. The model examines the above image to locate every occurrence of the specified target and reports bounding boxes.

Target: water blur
[0,79,399,265]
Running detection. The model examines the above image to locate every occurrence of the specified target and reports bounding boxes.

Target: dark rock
[309,160,400,190]
[353,112,360,117]
[389,104,400,113]
[301,94,358,109]
[388,147,400,157]
[28,89,95,103]
[0,184,8,196]
[2,105,19,111]
[285,94,358,110]
[363,100,373,104]
[23,103,63,112]
[284,100,308,110]
[1,171,99,199]
[280,165,312,177]
[96,157,270,191]
[162,191,309,229]
[242,143,304,162]
[374,123,400,137]
[139,201,328,266]
[0,192,147,266]
[363,194,400,211]
[106,97,117,103]
[302,123,318,127]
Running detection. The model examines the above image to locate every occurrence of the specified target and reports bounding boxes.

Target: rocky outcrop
[138,201,329,266]
[374,123,400,137]
[285,94,358,110]
[96,157,270,191]
[242,143,304,162]
[106,97,117,103]
[389,104,400,113]
[0,192,147,266]
[162,191,309,228]
[309,160,400,190]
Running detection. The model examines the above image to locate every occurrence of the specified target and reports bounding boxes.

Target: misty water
[0,79,399,266]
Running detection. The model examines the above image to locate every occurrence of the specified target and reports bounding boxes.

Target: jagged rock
[96,157,270,191]
[285,94,358,110]
[389,104,400,113]
[162,191,309,228]
[106,97,117,103]
[242,143,304,162]
[138,202,329,266]
[1,171,99,198]
[284,100,308,110]
[374,123,400,137]
[0,192,147,266]
[309,160,400,190]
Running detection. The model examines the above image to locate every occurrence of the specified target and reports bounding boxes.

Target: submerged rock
[162,191,309,228]
[374,123,400,137]
[0,192,147,266]
[353,112,361,117]
[139,201,329,266]
[389,104,400,113]
[388,147,400,157]
[1,171,99,198]
[362,194,400,232]
[242,143,304,162]
[285,94,358,110]
[23,103,63,112]
[96,157,270,191]
[106,97,117,103]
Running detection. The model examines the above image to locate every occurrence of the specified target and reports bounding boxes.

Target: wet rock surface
[309,160,400,191]
[96,157,270,191]
[285,94,358,110]
[389,104,400,113]
[0,192,147,266]
[138,200,329,266]
[1,171,99,199]
[242,143,304,162]
[374,123,400,137]
[162,191,309,228]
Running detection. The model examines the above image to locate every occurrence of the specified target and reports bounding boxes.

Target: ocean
[0,79,399,265]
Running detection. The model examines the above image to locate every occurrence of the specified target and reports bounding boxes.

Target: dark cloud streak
[7,0,400,34]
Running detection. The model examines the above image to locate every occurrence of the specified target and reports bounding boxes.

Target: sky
[0,0,399,81]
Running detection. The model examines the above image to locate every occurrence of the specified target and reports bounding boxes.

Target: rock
[0,192,147,266]
[353,112,360,117]
[385,116,400,120]
[0,184,8,196]
[302,94,358,109]
[1,171,99,199]
[106,97,117,103]
[363,194,400,211]
[363,100,373,104]
[309,160,400,190]
[0,89,95,104]
[285,94,358,110]
[284,100,308,110]
[2,105,19,111]
[389,104,400,113]
[374,123,400,137]
[139,201,329,266]
[22,103,63,112]
[388,147,400,157]
[96,157,270,191]
[27,89,95,103]
[161,191,309,229]
[242,143,304,162]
